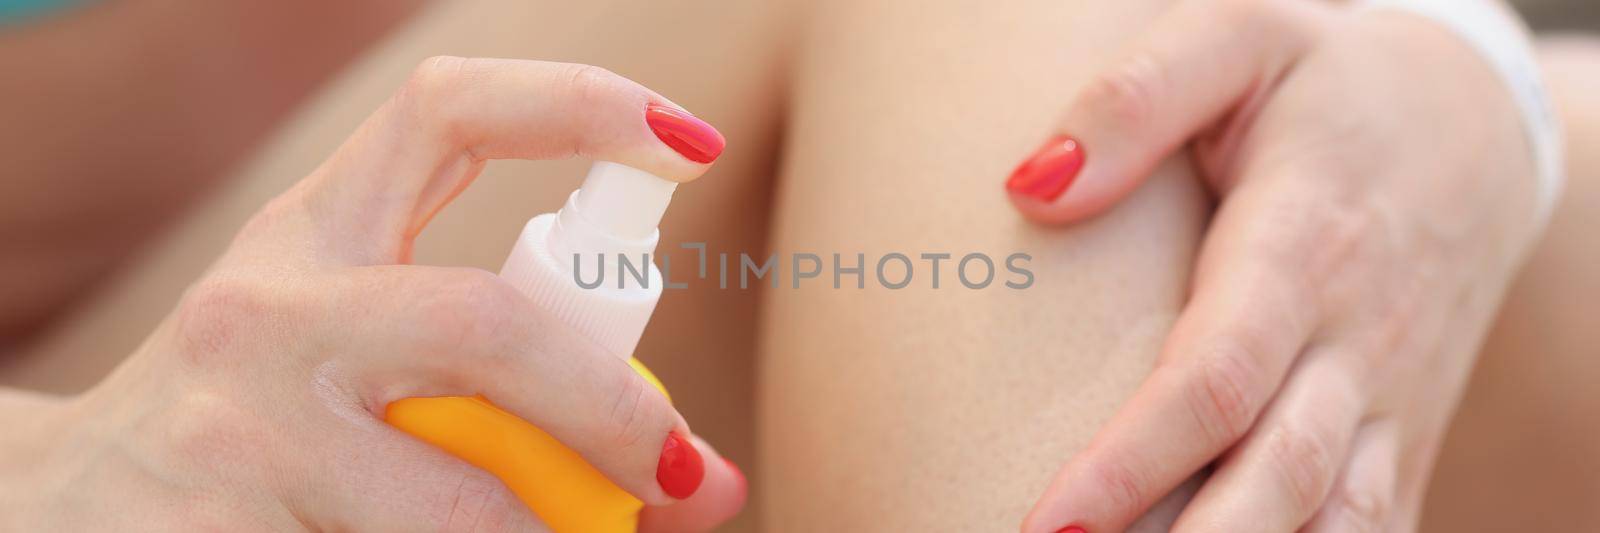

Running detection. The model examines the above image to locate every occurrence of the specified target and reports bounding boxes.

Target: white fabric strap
[1364,0,1565,228]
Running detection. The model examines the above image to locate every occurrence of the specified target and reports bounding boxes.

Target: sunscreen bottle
[386,161,680,533]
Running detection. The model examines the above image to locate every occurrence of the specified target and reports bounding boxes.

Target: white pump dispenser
[386,161,682,533]
[497,161,676,358]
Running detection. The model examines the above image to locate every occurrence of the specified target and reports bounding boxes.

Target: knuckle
[603,373,670,453]
[558,63,625,110]
[438,471,522,533]
[1182,348,1266,446]
[1245,189,1349,277]
[174,273,279,365]
[406,55,472,99]
[401,56,484,139]
[1248,212,1310,272]
[1371,291,1426,363]
[1302,201,1382,283]
[167,391,266,470]
[417,269,522,354]
[1266,425,1338,513]
[1079,53,1164,131]
[1328,485,1390,533]
[1217,315,1285,370]
[1085,457,1151,512]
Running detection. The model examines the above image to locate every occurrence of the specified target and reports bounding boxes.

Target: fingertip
[1018,503,1058,533]
[1019,492,1087,533]
[656,431,706,501]
[639,436,747,533]
[1005,135,1085,200]
[645,103,727,170]
[1007,189,1101,226]
[722,456,748,501]
[688,435,747,513]
[1003,136,1140,226]
[1004,173,1128,227]
[420,59,717,184]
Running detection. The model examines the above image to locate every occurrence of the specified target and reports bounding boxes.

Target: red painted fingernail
[1054,527,1088,533]
[657,432,705,499]
[1006,135,1085,201]
[645,103,725,164]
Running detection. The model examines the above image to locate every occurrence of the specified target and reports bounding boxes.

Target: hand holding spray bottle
[387,103,726,532]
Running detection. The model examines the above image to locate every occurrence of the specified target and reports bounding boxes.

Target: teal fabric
[0,0,82,24]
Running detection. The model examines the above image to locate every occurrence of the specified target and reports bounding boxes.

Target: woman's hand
[1008,1,1548,531]
[0,57,742,532]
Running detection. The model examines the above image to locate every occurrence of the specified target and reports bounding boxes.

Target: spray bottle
[385,161,681,533]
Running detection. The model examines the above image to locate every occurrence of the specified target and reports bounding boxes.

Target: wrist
[1360,0,1565,228]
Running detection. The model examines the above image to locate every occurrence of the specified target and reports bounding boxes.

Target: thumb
[1004,0,1327,225]
[639,436,748,533]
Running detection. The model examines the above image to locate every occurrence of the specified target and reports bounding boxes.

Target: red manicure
[1006,135,1085,201]
[1054,527,1088,533]
[657,432,705,499]
[645,103,726,164]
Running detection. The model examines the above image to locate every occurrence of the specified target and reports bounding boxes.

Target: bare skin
[760,0,1203,529]
[2,1,1597,531]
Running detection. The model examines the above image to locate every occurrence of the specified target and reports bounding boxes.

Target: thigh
[759,0,1206,530]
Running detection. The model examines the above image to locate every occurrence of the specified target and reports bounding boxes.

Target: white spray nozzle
[497,161,678,359]
[573,162,677,242]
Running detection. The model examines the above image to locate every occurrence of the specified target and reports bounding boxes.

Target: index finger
[1005,0,1328,224]
[228,57,725,267]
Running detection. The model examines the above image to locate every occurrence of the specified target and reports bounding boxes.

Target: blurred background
[1520,0,1600,31]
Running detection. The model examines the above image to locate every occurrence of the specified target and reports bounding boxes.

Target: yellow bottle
[386,162,682,533]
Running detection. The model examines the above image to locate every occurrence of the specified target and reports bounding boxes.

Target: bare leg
[759,0,1204,529]
[1421,35,1600,532]
[16,2,1595,531]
